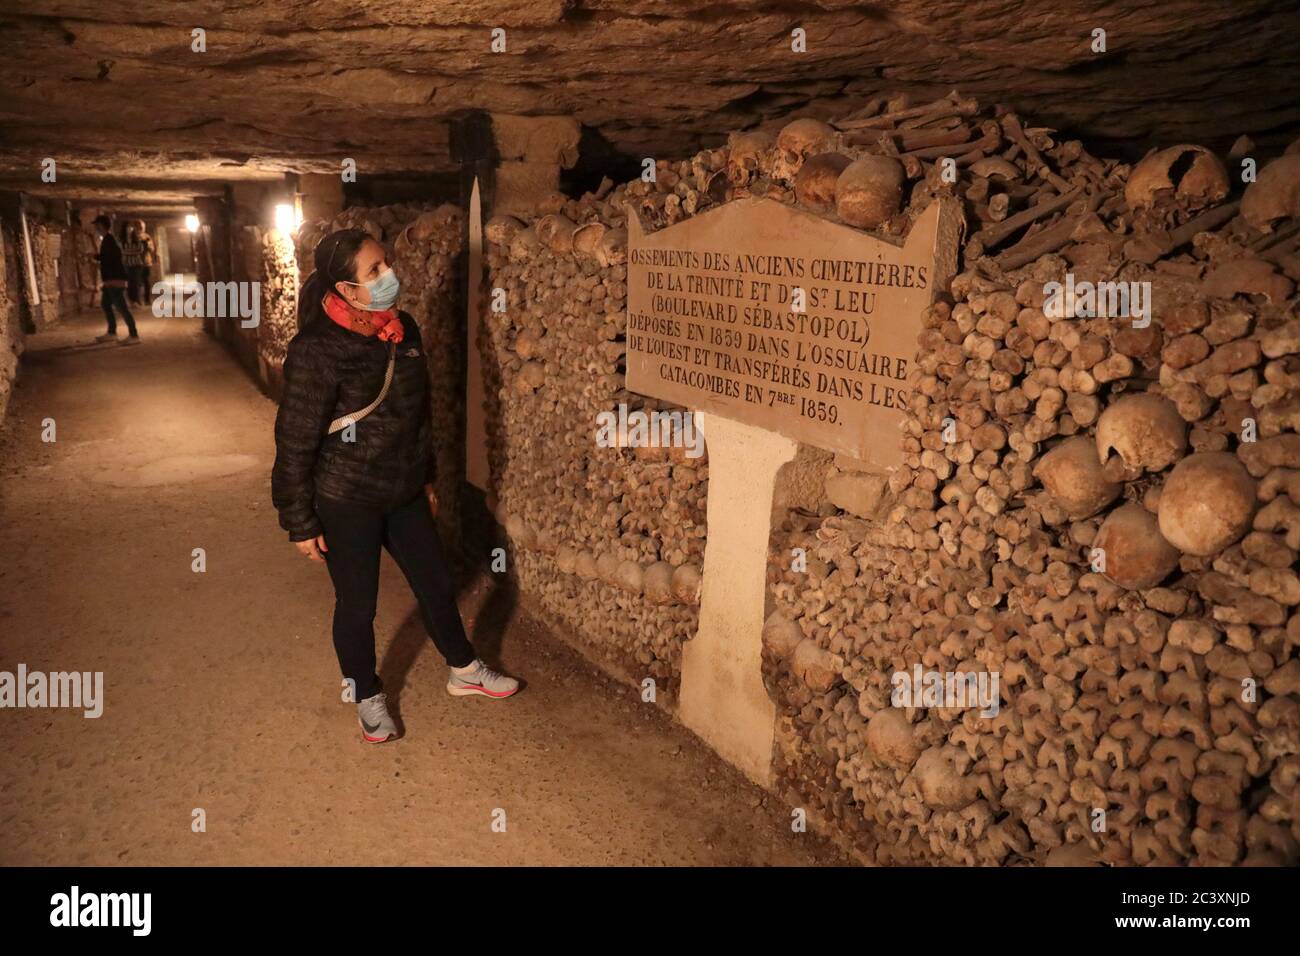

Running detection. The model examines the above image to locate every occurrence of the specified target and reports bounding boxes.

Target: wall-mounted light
[185,213,200,233]
[274,202,302,235]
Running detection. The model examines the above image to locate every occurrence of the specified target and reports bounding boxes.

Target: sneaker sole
[447,683,517,698]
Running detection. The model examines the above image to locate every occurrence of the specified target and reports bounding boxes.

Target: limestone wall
[0,208,74,424]
[196,197,235,342]
[0,224,24,422]
[226,224,266,378]
[65,222,98,313]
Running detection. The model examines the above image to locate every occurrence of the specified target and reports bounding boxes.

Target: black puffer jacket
[271,310,435,541]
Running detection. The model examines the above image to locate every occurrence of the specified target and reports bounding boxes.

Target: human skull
[773,118,837,181]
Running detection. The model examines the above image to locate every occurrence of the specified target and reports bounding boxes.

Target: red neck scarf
[322,292,404,343]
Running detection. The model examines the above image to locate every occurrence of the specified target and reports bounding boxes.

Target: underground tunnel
[0,0,1299,923]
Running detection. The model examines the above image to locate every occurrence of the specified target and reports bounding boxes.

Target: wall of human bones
[483,91,1300,866]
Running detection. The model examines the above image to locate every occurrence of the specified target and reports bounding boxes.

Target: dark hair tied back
[298,228,371,326]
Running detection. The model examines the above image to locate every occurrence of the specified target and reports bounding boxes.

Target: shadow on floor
[378,556,519,716]
[20,339,135,361]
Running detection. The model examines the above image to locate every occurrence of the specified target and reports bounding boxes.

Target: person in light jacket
[123,220,156,305]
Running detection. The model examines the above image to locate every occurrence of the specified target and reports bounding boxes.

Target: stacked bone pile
[477,95,1107,721]
[258,228,299,387]
[59,223,93,312]
[296,203,466,541]
[29,222,65,328]
[482,198,707,690]
[295,202,435,278]
[756,92,1300,865]
[72,226,99,310]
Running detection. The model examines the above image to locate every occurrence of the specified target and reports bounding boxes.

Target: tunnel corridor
[1,2,1300,911]
[0,308,843,866]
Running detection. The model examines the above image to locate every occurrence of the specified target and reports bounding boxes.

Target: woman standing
[272,228,518,744]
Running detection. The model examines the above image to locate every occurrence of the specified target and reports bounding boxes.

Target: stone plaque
[626,197,959,468]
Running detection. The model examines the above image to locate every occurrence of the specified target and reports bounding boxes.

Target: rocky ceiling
[2,0,1298,210]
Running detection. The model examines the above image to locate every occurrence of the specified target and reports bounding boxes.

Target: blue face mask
[349,267,400,311]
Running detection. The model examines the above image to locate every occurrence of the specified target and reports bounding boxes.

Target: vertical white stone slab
[465,176,490,491]
[678,412,797,787]
[18,199,40,307]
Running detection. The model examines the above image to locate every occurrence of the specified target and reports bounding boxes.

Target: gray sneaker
[447,660,519,699]
[95,333,117,343]
[356,692,397,743]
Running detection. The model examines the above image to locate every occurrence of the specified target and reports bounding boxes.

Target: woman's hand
[425,483,439,517]
[294,534,328,562]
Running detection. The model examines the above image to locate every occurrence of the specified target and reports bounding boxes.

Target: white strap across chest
[327,341,397,435]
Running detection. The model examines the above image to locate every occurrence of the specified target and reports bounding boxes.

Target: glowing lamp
[274,203,301,235]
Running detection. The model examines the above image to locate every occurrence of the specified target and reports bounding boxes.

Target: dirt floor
[0,310,850,866]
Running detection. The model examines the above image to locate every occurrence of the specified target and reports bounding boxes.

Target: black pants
[315,490,476,701]
[101,287,138,336]
[129,265,151,305]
